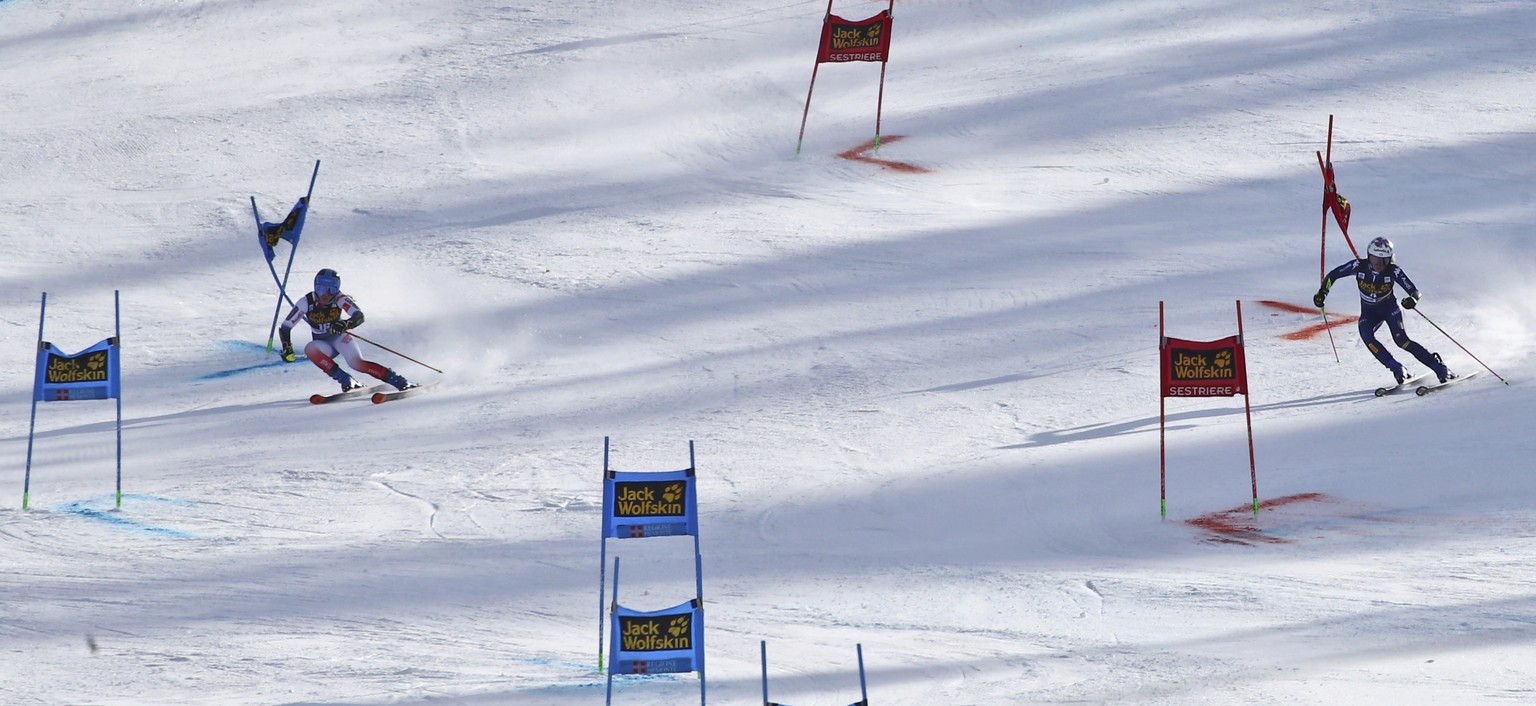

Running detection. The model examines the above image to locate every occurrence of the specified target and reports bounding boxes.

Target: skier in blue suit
[1314,237,1455,385]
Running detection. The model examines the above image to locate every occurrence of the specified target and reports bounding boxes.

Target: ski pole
[1319,306,1341,364]
[1412,308,1508,385]
[349,332,444,374]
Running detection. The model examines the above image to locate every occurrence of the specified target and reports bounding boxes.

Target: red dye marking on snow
[1185,492,1333,545]
[1255,300,1357,340]
[1256,300,1318,315]
[837,136,933,174]
[1279,319,1358,341]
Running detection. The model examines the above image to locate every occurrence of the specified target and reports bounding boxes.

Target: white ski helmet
[1366,237,1394,261]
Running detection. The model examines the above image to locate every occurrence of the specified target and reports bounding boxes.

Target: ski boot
[383,368,414,392]
[1391,366,1406,386]
[1431,352,1457,384]
[330,369,363,392]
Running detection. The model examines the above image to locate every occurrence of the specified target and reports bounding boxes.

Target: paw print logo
[85,353,105,372]
[1214,350,1232,370]
[662,484,683,504]
[668,616,690,638]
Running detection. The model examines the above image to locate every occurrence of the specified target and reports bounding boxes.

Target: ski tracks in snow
[372,478,449,540]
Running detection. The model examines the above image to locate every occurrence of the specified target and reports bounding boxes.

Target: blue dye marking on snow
[120,494,195,507]
[514,656,598,671]
[605,673,687,685]
[196,340,293,380]
[59,495,196,538]
[500,657,683,689]
[196,360,286,380]
[219,340,270,353]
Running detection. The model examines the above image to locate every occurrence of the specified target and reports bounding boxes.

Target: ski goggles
[315,278,341,299]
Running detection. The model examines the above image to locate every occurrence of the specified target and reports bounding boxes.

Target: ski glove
[1401,294,1418,310]
[330,319,353,335]
[1312,289,1327,309]
[280,344,297,363]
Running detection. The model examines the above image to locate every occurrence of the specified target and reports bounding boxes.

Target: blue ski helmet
[315,268,341,299]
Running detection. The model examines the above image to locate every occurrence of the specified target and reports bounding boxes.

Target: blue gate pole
[605,556,621,706]
[114,290,123,508]
[597,435,610,672]
[691,440,704,600]
[857,643,869,705]
[266,233,300,353]
[22,293,46,510]
[691,439,706,706]
[262,160,320,353]
[761,641,770,706]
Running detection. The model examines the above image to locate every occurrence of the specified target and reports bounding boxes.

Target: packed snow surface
[2,1,1534,704]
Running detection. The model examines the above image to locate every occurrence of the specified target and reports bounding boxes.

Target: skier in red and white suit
[279,268,411,392]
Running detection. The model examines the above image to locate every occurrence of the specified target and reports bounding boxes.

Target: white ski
[1415,370,1480,396]
[1374,371,1433,397]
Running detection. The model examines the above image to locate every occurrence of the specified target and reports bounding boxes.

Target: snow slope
[2,1,1535,704]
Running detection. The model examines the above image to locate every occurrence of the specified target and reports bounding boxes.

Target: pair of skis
[1374,371,1480,398]
[309,382,436,405]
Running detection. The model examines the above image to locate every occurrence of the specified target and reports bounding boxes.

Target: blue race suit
[1321,258,1446,379]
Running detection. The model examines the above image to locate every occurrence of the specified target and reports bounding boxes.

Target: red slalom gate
[1159,301,1260,519]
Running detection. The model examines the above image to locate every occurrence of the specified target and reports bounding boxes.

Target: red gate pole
[1316,117,1341,364]
[873,0,894,150]
[1315,162,1342,365]
[1237,300,1259,516]
[1159,301,1167,519]
[1320,114,1334,279]
[796,0,836,155]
